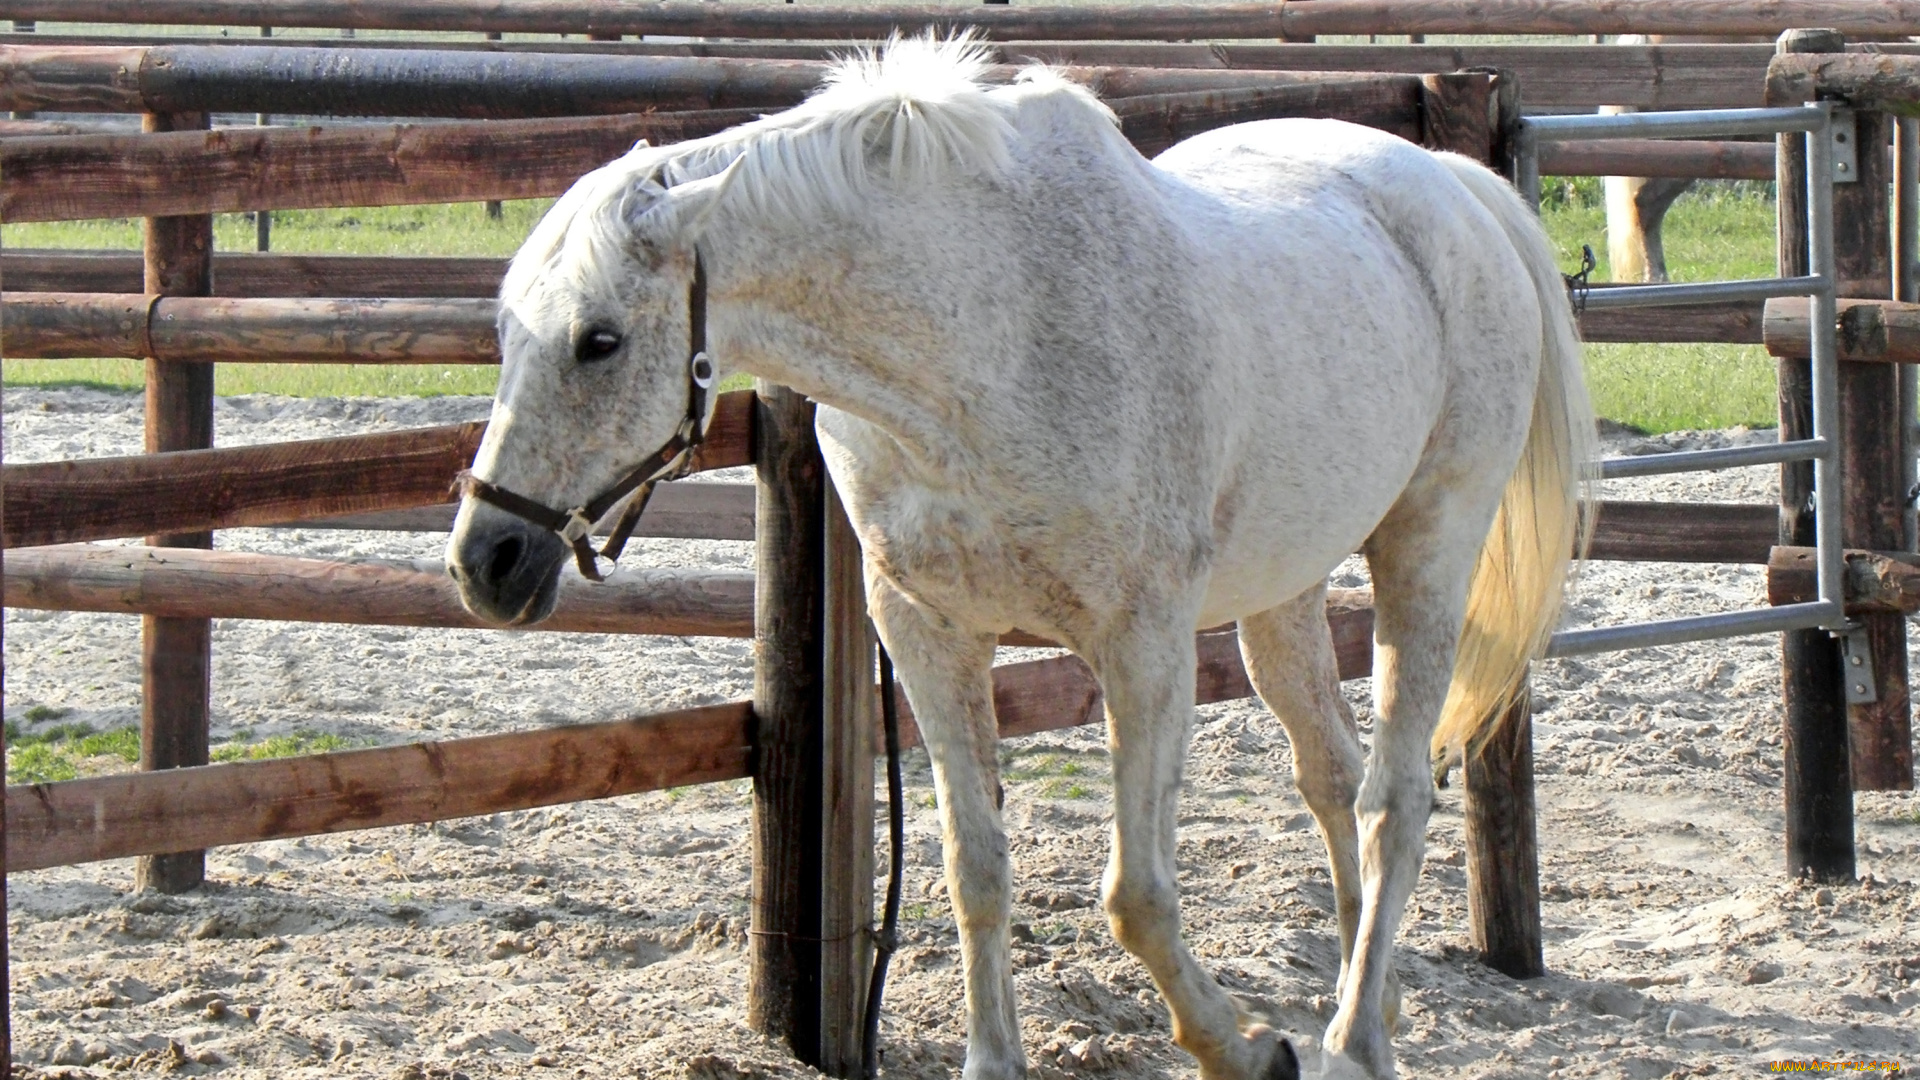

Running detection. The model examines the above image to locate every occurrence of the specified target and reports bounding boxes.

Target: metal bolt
[1837,162,1851,173]
[1855,684,1869,695]
[1851,654,1865,666]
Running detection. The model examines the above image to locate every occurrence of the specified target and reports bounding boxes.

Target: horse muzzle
[446,506,569,627]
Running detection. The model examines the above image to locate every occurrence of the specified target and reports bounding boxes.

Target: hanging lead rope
[861,643,906,1079]
[1563,243,1597,316]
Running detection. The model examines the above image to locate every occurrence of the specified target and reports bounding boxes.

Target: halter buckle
[559,508,597,546]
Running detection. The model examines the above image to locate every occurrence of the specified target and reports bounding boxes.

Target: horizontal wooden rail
[1,389,752,546]
[892,590,1376,751]
[1769,545,1920,614]
[3,293,498,362]
[0,250,506,298]
[271,495,1755,568]
[0,39,1867,111]
[7,0,1920,40]
[1578,297,1763,344]
[4,545,756,637]
[1539,139,1774,180]
[4,288,1765,364]
[1768,51,1920,112]
[1764,297,1920,362]
[3,589,1376,872]
[0,109,754,223]
[4,701,759,873]
[278,481,756,542]
[1,43,1419,117]
[0,70,1426,222]
[1591,500,1776,564]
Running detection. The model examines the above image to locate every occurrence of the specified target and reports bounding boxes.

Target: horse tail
[1428,155,1597,760]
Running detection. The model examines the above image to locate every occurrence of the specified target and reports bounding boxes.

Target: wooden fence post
[136,109,214,895]
[1433,68,1547,977]
[1464,689,1544,978]
[1837,97,1915,792]
[1776,28,1855,882]
[2,251,14,1065]
[748,383,872,1076]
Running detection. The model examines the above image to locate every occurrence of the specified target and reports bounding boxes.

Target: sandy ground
[3,386,1917,1080]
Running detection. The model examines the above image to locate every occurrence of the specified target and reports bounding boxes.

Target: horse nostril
[486,535,525,585]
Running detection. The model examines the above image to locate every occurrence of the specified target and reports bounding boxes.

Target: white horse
[446,37,1593,1080]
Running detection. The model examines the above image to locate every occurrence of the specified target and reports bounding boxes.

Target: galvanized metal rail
[1516,104,1846,656]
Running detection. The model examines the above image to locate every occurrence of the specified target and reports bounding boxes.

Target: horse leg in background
[867,577,1023,1079]
[1096,604,1300,1080]
[1605,174,1695,283]
[1321,497,1495,1080]
[1237,584,1400,1031]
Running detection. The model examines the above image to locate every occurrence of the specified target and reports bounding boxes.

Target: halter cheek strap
[454,251,713,583]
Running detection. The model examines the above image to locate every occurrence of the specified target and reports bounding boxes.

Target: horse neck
[702,188,1009,460]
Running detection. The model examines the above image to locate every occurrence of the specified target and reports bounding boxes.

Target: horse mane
[506,35,1097,301]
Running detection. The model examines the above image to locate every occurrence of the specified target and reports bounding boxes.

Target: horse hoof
[1240,1024,1300,1080]
[1317,1048,1392,1080]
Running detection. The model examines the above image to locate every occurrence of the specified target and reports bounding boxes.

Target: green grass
[4,720,143,784]
[1539,178,1781,433]
[6,181,1787,432]
[211,729,364,762]
[3,718,368,783]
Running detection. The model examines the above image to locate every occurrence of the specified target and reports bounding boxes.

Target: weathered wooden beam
[1539,138,1774,180]
[140,107,214,895]
[4,701,760,873]
[0,110,756,222]
[1464,690,1543,978]
[274,481,756,542]
[1113,77,1423,155]
[1768,52,1920,114]
[1,587,1378,878]
[1776,29,1857,881]
[888,589,1377,751]
[1764,296,1920,362]
[1589,500,1777,564]
[0,75,1426,223]
[3,544,755,637]
[1,390,751,547]
[3,292,499,362]
[1577,299,1764,344]
[0,249,506,298]
[749,382,825,1058]
[8,0,1920,41]
[1767,544,1920,614]
[0,39,1824,110]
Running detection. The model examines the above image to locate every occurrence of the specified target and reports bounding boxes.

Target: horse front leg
[1094,615,1300,1080]
[868,577,1023,1079]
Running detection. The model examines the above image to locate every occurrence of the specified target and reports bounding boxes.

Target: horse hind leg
[1321,489,1503,1080]
[1093,606,1300,1080]
[1237,584,1399,1032]
[867,577,1024,1080]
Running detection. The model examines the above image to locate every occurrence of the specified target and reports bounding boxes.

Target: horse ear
[630,156,746,250]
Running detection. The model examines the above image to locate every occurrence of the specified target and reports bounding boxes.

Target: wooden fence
[3,19,1915,1076]
[10,0,1920,40]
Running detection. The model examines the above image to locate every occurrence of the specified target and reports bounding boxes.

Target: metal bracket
[1832,107,1859,183]
[1838,624,1878,704]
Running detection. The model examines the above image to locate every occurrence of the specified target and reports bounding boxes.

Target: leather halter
[453,252,714,582]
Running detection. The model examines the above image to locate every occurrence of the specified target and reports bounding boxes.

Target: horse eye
[575,327,622,363]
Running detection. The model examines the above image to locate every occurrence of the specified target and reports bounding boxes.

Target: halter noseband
[453,251,713,582]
